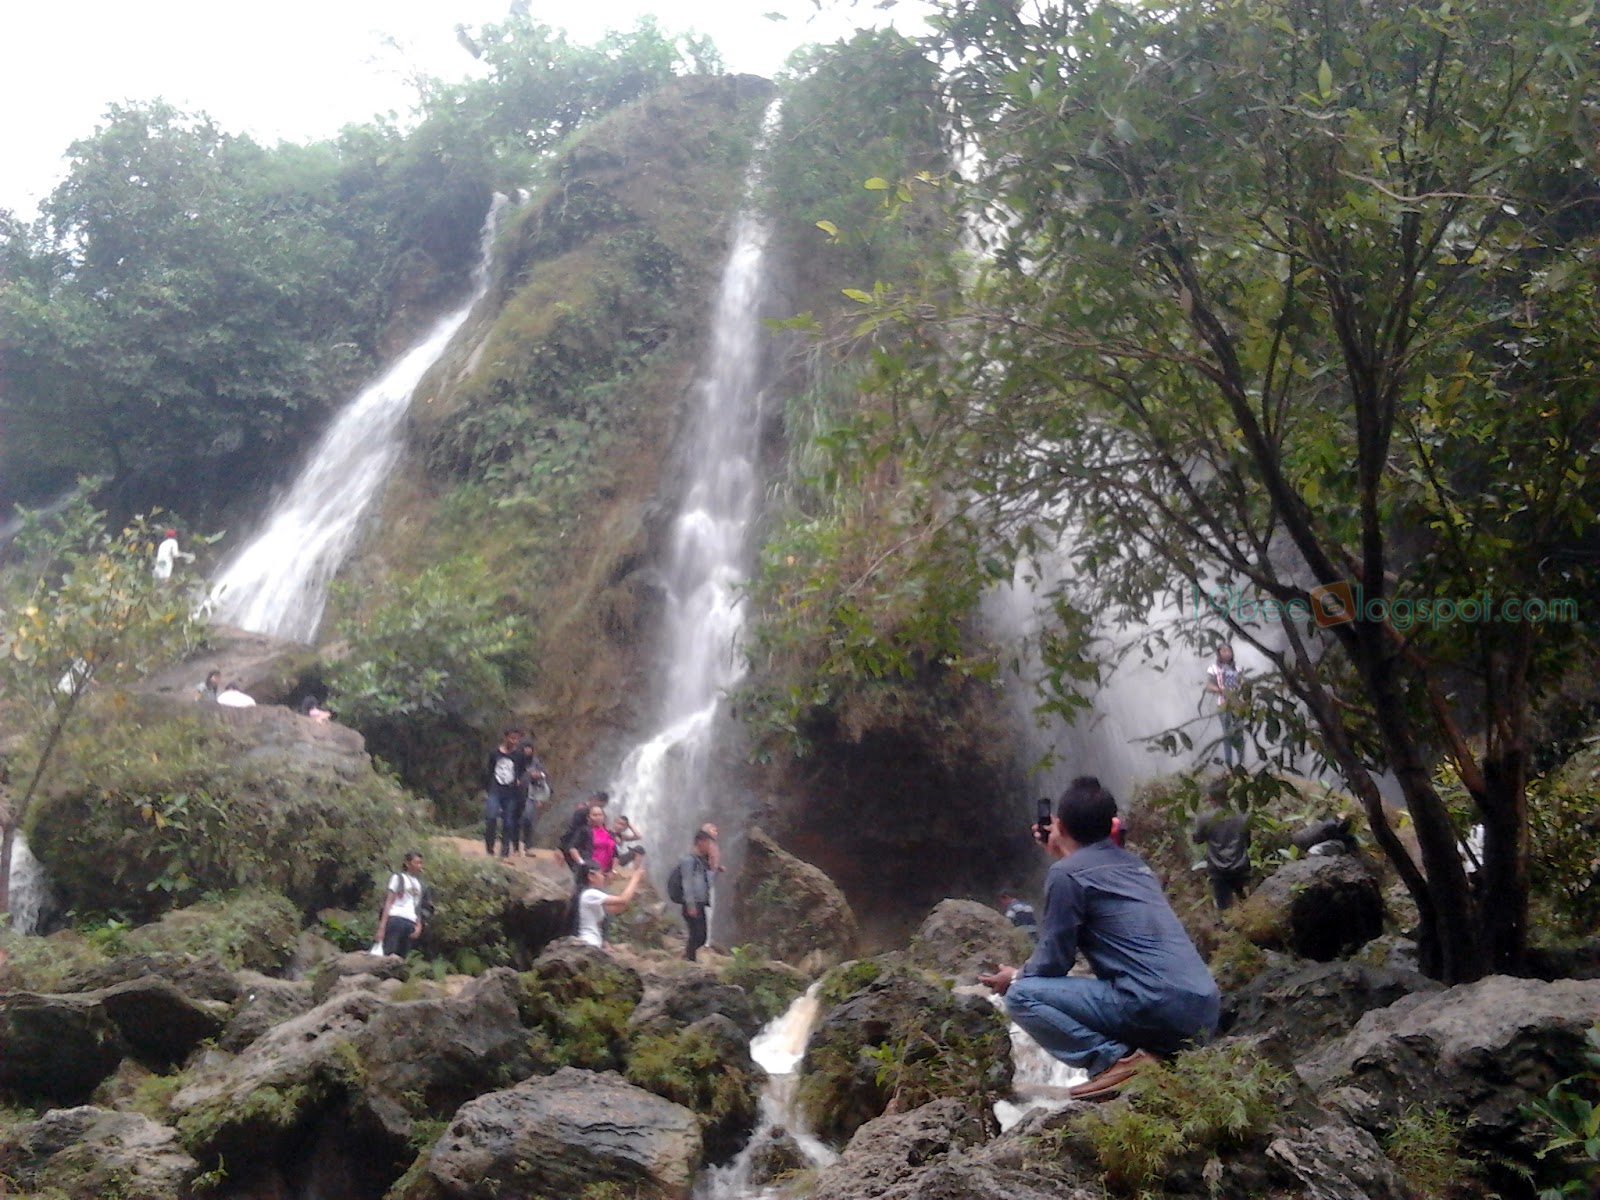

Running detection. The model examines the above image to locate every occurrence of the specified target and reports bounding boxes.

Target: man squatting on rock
[981,776,1221,1100]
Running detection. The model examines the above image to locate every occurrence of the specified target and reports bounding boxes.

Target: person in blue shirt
[981,776,1220,1100]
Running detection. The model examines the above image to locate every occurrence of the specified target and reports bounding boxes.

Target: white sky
[0,0,927,218]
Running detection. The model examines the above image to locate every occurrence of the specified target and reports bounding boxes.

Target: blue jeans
[484,789,521,856]
[1221,710,1244,768]
[1006,974,1218,1077]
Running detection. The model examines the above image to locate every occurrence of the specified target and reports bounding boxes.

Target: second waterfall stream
[209,195,510,641]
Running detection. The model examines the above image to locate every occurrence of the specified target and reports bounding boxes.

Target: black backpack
[418,885,437,922]
[666,861,685,905]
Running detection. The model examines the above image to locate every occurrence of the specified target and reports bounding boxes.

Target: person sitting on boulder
[195,669,222,702]
[573,851,647,948]
[981,776,1220,1101]
[1193,777,1252,911]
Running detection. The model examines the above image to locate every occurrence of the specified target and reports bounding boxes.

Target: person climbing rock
[981,776,1220,1101]
[484,729,524,858]
[1193,777,1253,911]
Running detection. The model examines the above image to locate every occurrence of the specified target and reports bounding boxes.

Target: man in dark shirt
[484,729,524,858]
[678,830,715,962]
[1193,777,1252,910]
[981,776,1220,1100]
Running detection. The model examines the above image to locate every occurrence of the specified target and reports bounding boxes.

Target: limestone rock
[810,1097,990,1200]
[172,990,384,1168]
[408,1067,702,1199]
[0,1106,198,1200]
[0,990,127,1104]
[311,949,410,1002]
[520,938,645,1072]
[353,968,537,1146]
[735,826,859,972]
[908,899,1034,985]
[1221,958,1440,1049]
[632,968,760,1038]
[132,625,316,707]
[798,968,1012,1146]
[627,1012,764,1165]
[744,1126,809,1187]
[58,950,242,1003]
[93,977,227,1069]
[220,971,315,1051]
[1297,975,1600,1171]
[1233,855,1385,961]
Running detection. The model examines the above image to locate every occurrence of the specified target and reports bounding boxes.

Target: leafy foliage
[1385,1105,1476,1199]
[1526,1021,1600,1199]
[0,496,195,913]
[1074,1042,1288,1193]
[803,0,1600,982]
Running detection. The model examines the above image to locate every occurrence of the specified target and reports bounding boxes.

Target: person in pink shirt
[587,805,618,875]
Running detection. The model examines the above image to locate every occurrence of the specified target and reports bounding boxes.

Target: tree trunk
[0,821,14,916]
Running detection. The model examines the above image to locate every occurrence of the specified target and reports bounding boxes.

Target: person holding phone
[981,776,1219,1101]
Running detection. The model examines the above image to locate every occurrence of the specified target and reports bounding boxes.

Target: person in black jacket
[560,795,609,884]
[1192,777,1252,910]
[484,729,524,858]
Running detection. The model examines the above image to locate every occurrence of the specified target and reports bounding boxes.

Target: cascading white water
[699,982,837,1200]
[209,195,509,642]
[984,991,1088,1131]
[609,110,778,883]
[6,831,46,936]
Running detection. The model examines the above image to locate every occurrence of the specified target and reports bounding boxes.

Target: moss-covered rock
[796,965,1012,1146]
[518,938,644,1072]
[718,949,810,1026]
[0,1105,200,1200]
[734,826,859,972]
[26,703,427,923]
[626,1013,763,1164]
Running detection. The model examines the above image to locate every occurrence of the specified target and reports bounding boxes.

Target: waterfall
[6,831,46,936]
[984,991,1088,1131]
[699,982,837,1199]
[609,109,778,884]
[208,194,510,643]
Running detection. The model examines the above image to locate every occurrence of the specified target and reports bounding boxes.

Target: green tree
[0,495,194,915]
[825,0,1599,981]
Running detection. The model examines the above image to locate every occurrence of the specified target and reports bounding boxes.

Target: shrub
[1075,1042,1288,1193]
[1525,1021,1600,1199]
[1384,1105,1475,1198]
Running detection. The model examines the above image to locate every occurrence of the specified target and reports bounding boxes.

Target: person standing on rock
[1193,777,1253,911]
[677,829,715,962]
[573,851,647,948]
[980,776,1220,1101]
[1205,642,1245,769]
[517,737,550,855]
[485,729,524,858]
[377,852,426,957]
[153,528,194,582]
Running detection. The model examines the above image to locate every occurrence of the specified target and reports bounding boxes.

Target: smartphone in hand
[1035,797,1052,843]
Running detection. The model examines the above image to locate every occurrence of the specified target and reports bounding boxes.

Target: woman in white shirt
[377,852,426,956]
[573,853,647,948]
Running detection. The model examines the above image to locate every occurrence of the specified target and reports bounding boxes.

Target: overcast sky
[1,0,926,218]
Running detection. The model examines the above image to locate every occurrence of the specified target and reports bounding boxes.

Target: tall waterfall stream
[209,195,509,642]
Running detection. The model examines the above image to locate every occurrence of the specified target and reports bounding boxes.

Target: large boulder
[219,971,315,1051]
[519,938,645,1072]
[735,826,860,972]
[399,1067,702,1200]
[908,899,1034,985]
[0,991,127,1104]
[1232,855,1385,961]
[1298,975,1600,1177]
[626,1012,764,1164]
[91,977,228,1070]
[132,625,316,707]
[353,968,538,1147]
[1221,958,1440,1048]
[632,968,760,1038]
[171,989,385,1170]
[57,950,242,1003]
[797,967,1012,1146]
[26,703,427,923]
[810,1097,991,1200]
[0,1106,199,1200]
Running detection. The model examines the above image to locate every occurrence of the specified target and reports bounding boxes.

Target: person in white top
[216,682,256,708]
[377,852,427,956]
[153,529,195,581]
[573,852,648,948]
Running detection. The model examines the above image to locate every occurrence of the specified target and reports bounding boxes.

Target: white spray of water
[609,107,779,883]
[209,195,509,642]
[984,991,1088,1132]
[699,982,837,1200]
[6,831,45,936]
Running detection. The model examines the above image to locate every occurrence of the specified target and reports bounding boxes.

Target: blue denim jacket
[1021,840,1219,1018]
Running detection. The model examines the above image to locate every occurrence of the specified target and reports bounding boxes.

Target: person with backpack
[669,829,716,962]
[376,851,427,957]
[484,729,524,858]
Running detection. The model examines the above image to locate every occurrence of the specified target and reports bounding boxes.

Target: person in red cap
[153,529,194,581]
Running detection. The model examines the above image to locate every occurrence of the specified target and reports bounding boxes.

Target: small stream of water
[6,831,46,936]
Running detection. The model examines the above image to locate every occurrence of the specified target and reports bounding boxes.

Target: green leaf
[1317,59,1333,98]
[863,177,891,190]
